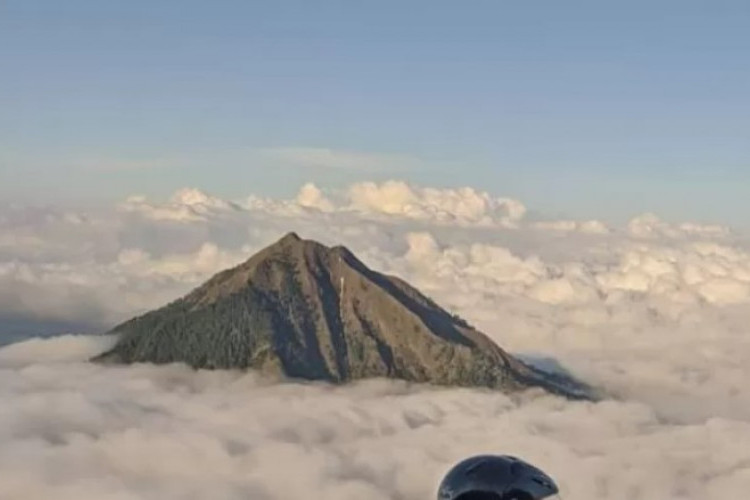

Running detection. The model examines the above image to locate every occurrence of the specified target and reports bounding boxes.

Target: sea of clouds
[1,180,749,499]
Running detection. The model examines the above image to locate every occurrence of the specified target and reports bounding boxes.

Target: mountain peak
[93,234,593,399]
[263,232,356,264]
[279,231,302,243]
[266,231,320,255]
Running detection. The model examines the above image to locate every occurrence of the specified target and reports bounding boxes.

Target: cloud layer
[1,180,749,499]
[0,335,748,500]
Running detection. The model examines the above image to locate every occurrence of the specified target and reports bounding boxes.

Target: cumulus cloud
[346,181,527,227]
[396,229,750,310]
[1,179,749,499]
[119,181,530,228]
[1,179,747,328]
[119,188,241,222]
[628,213,731,240]
[295,183,335,212]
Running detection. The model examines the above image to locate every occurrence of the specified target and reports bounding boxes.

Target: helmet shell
[437,454,558,500]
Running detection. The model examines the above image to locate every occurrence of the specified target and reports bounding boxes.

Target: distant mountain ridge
[93,232,593,399]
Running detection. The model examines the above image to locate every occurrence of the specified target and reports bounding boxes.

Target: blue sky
[1,1,749,226]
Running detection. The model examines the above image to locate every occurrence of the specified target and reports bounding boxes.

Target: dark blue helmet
[437,454,559,500]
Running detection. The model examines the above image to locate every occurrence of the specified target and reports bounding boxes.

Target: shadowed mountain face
[93,233,593,398]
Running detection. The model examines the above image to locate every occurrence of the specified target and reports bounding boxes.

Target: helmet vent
[532,476,554,489]
[465,459,491,476]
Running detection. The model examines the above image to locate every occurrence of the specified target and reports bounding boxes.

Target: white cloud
[169,188,235,210]
[347,181,527,227]
[1,180,747,327]
[119,188,241,222]
[628,213,731,240]
[118,181,531,228]
[295,183,335,212]
[0,335,748,500]
[1,179,749,499]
